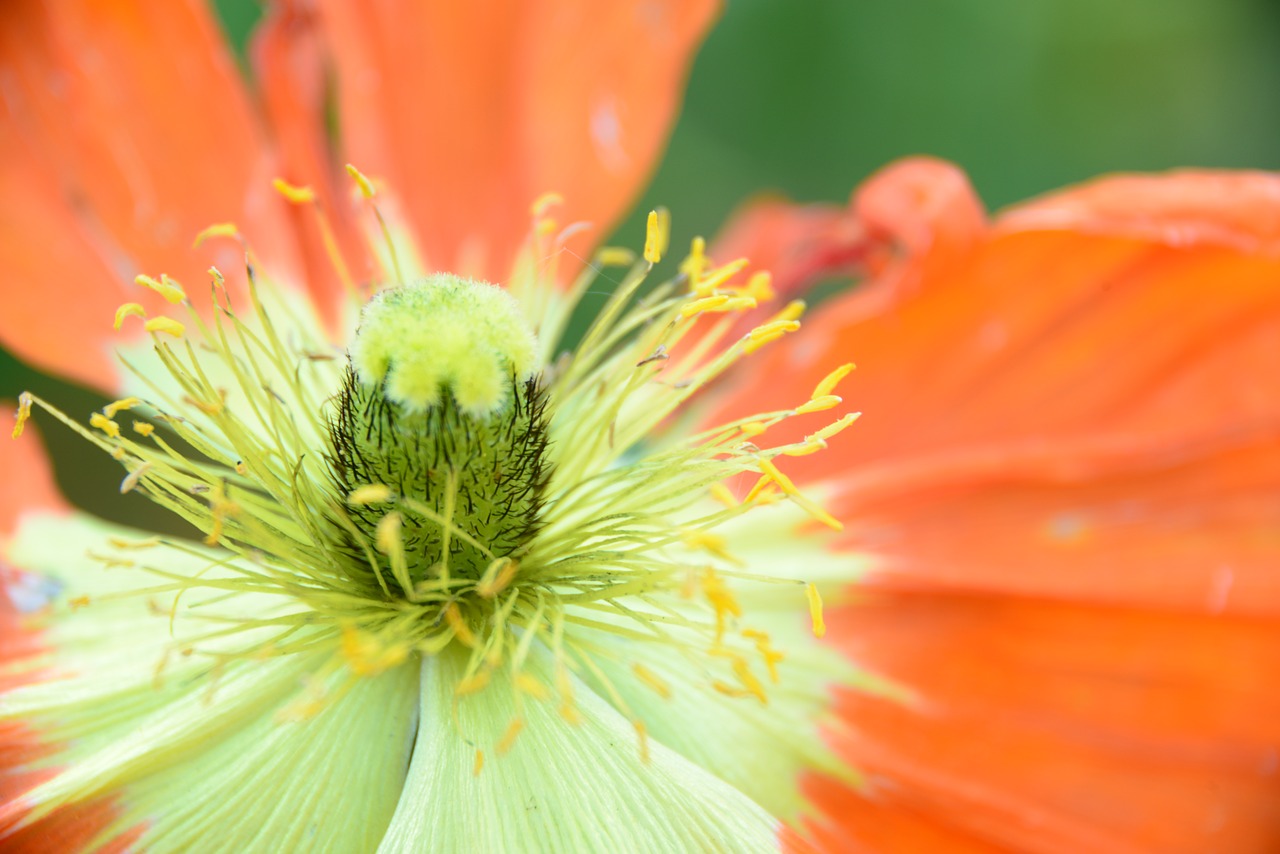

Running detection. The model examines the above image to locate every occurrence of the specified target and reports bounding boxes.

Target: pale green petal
[3,510,420,852]
[572,498,872,820]
[128,659,418,854]
[378,643,779,853]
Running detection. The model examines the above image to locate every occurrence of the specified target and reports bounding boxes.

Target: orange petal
[0,408,66,535]
[711,199,1280,489]
[832,441,1280,616]
[853,156,986,265]
[0,1,300,390]
[794,592,1280,852]
[251,1,370,322]
[999,170,1280,253]
[311,0,718,281]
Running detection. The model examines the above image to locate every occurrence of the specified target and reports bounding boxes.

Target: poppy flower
[2,3,1278,854]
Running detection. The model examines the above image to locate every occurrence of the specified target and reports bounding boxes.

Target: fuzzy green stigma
[328,276,550,599]
[349,275,537,415]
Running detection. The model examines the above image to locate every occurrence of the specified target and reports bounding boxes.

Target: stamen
[275,176,358,297]
[192,223,241,248]
[812,363,855,399]
[346,163,404,285]
[103,397,142,419]
[135,274,186,304]
[795,395,842,415]
[89,413,120,439]
[497,717,525,754]
[643,208,671,264]
[347,484,394,506]
[11,392,32,439]
[144,317,185,338]
[114,303,147,330]
[631,663,672,699]
[805,583,827,638]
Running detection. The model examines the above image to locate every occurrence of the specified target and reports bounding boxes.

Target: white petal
[378,643,780,853]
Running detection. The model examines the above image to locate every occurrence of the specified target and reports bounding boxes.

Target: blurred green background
[8,0,1280,526]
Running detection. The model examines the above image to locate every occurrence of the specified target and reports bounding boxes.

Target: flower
[2,5,1278,854]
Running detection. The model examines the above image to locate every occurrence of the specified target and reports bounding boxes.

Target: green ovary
[326,276,551,594]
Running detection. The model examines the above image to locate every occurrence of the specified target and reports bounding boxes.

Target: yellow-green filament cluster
[14,177,853,761]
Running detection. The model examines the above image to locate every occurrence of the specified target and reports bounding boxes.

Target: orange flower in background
[1,2,1278,853]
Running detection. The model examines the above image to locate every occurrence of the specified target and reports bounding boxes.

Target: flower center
[326,275,551,600]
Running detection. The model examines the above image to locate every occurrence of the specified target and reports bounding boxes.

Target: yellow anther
[345,163,377,199]
[634,719,651,765]
[632,663,672,699]
[208,266,226,288]
[497,717,525,754]
[813,363,855,399]
[144,317,185,338]
[701,568,742,643]
[455,670,491,696]
[103,397,142,419]
[769,300,806,324]
[473,749,485,777]
[515,673,549,700]
[749,320,801,342]
[203,495,241,547]
[135,274,185,304]
[743,331,786,354]
[740,421,768,438]
[340,624,409,676]
[712,681,751,699]
[743,474,774,505]
[683,529,740,564]
[272,177,316,204]
[111,447,126,460]
[132,421,155,438]
[709,482,738,507]
[119,462,152,494]
[107,536,161,550]
[781,438,827,457]
[235,461,249,476]
[551,665,584,724]
[805,583,827,638]
[796,395,842,415]
[742,629,784,682]
[531,192,564,217]
[693,258,749,297]
[643,208,671,264]
[744,271,775,302]
[732,658,767,704]
[681,236,708,285]
[69,595,91,610]
[679,295,729,318]
[813,412,862,441]
[183,392,225,416]
[596,247,637,267]
[114,303,147,330]
[476,558,518,598]
[348,484,394,506]
[719,296,759,313]
[11,392,32,439]
[743,319,800,354]
[192,222,240,247]
[444,603,477,647]
[89,412,120,439]
[757,458,798,496]
[536,217,558,237]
